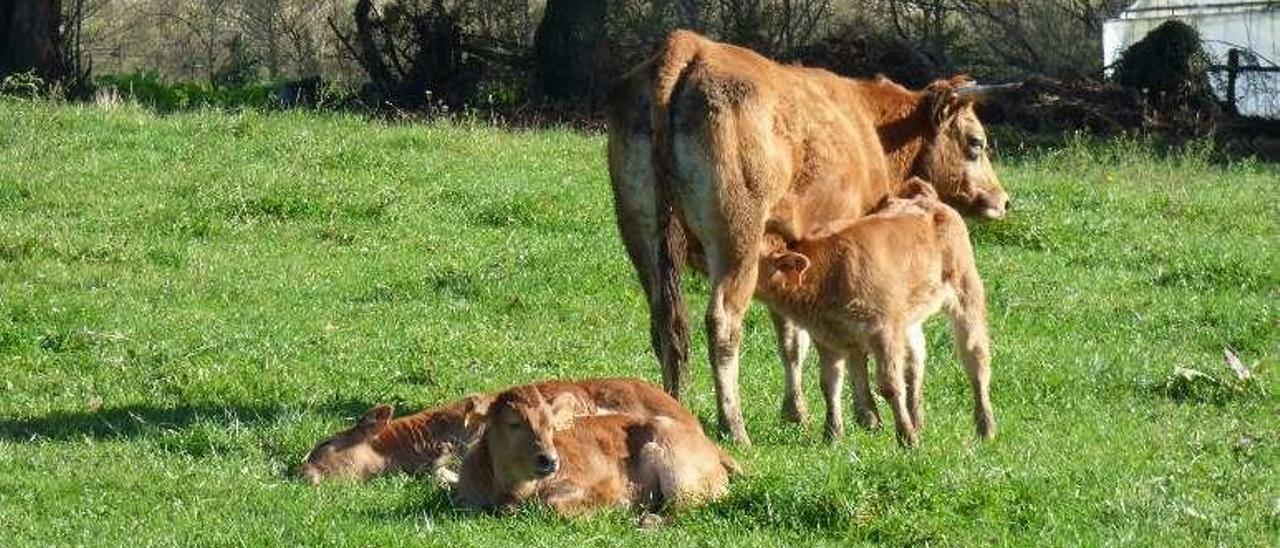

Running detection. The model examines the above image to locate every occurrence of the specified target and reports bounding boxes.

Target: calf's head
[761,247,812,292]
[916,76,1010,220]
[483,387,579,481]
[298,396,490,484]
[298,405,395,484]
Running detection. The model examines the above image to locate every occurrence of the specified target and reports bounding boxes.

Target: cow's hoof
[781,398,810,424]
[856,410,882,431]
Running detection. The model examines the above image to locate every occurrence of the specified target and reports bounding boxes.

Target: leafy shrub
[1111,20,1219,114]
[0,71,54,99]
[91,72,353,112]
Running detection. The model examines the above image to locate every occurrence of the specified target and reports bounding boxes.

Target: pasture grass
[0,100,1276,546]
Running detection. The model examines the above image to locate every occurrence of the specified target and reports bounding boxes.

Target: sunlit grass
[1,100,1276,545]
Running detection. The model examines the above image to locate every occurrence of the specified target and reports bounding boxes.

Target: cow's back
[663,36,893,244]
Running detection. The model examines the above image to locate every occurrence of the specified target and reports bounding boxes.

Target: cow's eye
[507,421,523,430]
[968,136,985,150]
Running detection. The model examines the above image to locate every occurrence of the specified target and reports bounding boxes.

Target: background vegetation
[1,100,1275,545]
[8,0,1133,109]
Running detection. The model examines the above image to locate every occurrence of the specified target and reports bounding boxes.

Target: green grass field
[1,100,1276,546]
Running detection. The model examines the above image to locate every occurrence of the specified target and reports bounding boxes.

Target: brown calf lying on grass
[298,395,491,484]
[452,383,735,516]
[298,378,704,484]
[756,180,995,447]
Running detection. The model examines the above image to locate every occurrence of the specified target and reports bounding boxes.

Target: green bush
[92,72,349,112]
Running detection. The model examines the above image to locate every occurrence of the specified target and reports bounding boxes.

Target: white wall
[1103,8,1280,117]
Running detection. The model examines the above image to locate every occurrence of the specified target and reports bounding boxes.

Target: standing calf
[453,384,735,516]
[756,182,995,446]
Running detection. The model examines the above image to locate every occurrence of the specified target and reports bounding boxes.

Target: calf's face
[298,405,393,484]
[485,388,578,481]
[298,396,491,484]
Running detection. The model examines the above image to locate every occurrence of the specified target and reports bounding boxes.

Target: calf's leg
[870,328,919,447]
[845,346,881,430]
[816,344,846,440]
[904,323,928,434]
[769,309,810,423]
[947,277,995,440]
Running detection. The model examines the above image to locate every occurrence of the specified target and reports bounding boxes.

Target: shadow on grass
[0,398,376,442]
[360,482,480,523]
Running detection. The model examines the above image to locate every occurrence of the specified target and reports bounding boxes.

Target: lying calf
[757,182,995,446]
[298,378,703,483]
[298,395,491,484]
[452,383,735,516]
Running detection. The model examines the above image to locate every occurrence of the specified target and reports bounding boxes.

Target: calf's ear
[775,252,811,289]
[462,394,493,429]
[548,393,581,431]
[361,405,394,429]
[901,177,938,200]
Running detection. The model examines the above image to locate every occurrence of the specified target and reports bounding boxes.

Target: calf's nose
[298,465,322,485]
[534,453,559,477]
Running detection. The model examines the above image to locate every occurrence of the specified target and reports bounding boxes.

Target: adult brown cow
[606,30,1009,444]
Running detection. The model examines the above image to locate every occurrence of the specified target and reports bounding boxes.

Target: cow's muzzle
[973,191,1009,220]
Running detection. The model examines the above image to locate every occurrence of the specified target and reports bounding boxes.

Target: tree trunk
[0,0,64,81]
[533,0,607,103]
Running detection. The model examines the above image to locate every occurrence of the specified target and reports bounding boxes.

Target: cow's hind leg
[705,253,759,445]
[610,125,690,398]
[769,309,810,423]
[619,212,689,398]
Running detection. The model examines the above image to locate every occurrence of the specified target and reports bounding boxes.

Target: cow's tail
[648,31,701,397]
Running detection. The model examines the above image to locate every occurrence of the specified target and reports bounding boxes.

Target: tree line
[3,0,1131,109]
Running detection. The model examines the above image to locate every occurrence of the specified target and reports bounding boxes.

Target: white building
[1103,0,1280,118]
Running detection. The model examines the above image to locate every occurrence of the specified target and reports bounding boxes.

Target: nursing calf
[453,384,734,516]
[756,182,995,446]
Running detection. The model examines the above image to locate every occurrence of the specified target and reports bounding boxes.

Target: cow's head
[916,76,1010,220]
[298,396,491,484]
[482,386,578,482]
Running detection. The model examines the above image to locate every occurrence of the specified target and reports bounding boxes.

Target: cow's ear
[928,78,973,128]
[462,394,492,429]
[548,393,580,431]
[775,251,811,289]
[361,405,394,429]
[929,87,962,127]
[948,74,975,89]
